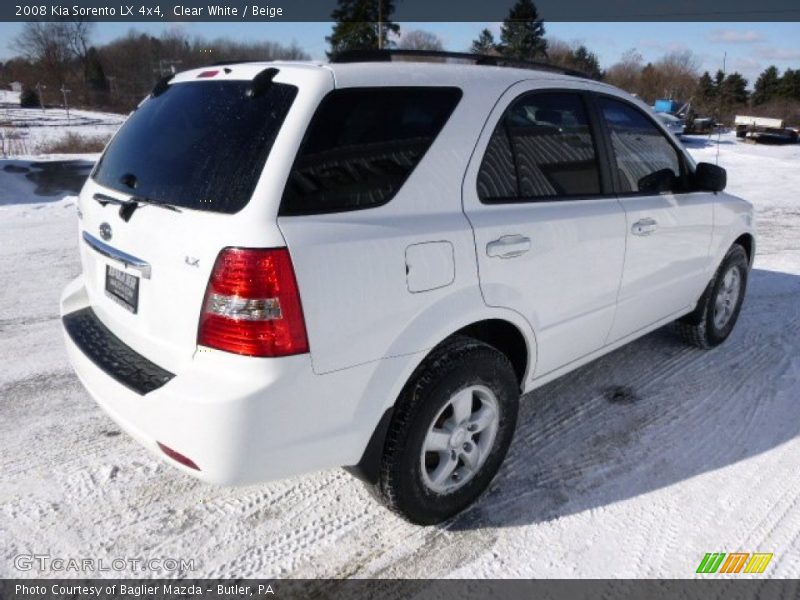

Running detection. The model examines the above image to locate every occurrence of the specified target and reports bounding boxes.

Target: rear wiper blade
[129,195,182,213]
[92,192,182,222]
[92,192,126,207]
[119,195,182,221]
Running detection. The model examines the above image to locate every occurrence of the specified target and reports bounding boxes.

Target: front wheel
[375,337,519,525]
[677,244,749,348]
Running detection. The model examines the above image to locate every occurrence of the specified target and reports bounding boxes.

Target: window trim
[476,89,615,205]
[590,92,694,197]
[278,85,463,217]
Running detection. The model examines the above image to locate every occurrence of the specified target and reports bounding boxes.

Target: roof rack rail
[211,59,271,66]
[330,49,589,79]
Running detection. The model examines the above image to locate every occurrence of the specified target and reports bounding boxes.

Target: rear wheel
[676,244,749,348]
[375,337,519,525]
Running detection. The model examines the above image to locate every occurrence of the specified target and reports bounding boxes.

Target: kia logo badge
[99,222,112,241]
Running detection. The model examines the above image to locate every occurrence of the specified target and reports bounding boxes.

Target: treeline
[2,0,799,125]
[0,22,308,112]
[333,0,800,125]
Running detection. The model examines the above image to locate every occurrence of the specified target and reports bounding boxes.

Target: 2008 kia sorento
[61,51,755,524]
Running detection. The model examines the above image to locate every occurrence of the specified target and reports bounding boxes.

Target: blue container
[654,99,681,114]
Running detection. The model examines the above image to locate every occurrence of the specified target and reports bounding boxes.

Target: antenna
[716,51,726,166]
[377,0,383,50]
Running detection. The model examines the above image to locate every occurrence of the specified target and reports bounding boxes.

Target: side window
[476,123,517,200]
[280,87,462,216]
[598,97,683,194]
[477,92,603,203]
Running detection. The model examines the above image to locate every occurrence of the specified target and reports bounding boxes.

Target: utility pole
[377,0,383,50]
[153,59,183,77]
[35,82,46,112]
[60,85,72,124]
[715,51,726,165]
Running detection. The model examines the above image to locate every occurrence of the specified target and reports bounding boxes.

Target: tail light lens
[198,247,309,357]
[157,442,200,470]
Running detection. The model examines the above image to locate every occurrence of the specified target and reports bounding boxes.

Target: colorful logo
[696,552,773,574]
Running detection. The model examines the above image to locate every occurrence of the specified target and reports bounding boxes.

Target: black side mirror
[637,168,678,193]
[693,162,726,192]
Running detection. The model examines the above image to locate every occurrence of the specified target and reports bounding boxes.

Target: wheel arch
[734,232,755,267]
[452,319,529,385]
[345,313,534,484]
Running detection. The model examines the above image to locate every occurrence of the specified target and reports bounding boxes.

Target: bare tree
[652,50,700,101]
[13,20,95,100]
[660,49,700,75]
[14,22,72,84]
[96,30,311,110]
[202,38,311,62]
[605,48,644,94]
[545,38,572,66]
[65,20,94,64]
[398,30,444,51]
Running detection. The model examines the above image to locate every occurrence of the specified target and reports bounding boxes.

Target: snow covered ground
[1,90,125,156]
[1,113,799,578]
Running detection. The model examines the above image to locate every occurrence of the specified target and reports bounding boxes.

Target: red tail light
[198,247,309,357]
[157,442,200,470]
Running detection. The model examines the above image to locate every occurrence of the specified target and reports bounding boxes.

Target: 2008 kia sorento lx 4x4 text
[61,51,755,525]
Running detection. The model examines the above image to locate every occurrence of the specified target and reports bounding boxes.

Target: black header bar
[4,0,800,22]
[2,579,800,600]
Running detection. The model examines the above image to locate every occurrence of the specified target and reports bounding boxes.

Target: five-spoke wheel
[421,385,500,494]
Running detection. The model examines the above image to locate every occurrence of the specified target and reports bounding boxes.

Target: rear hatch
[76,64,333,373]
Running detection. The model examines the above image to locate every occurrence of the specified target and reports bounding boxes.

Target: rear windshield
[279,87,462,216]
[92,80,297,214]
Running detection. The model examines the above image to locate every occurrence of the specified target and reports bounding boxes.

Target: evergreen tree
[779,68,800,101]
[720,72,748,105]
[697,71,716,103]
[752,65,780,105]
[570,45,601,79]
[499,0,547,61]
[19,87,40,108]
[470,28,497,55]
[326,0,399,58]
[84,47,109,93]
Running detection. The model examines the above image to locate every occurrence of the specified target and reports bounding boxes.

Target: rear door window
[478,92,603,202]
[279,87,462,216]
[92,80,297,214]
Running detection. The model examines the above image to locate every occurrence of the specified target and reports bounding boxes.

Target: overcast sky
[2,21,799,86]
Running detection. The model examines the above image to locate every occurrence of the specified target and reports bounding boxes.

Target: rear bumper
[60,276,384,485]
[63,307,175,395]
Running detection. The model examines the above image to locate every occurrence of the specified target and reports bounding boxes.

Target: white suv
[61,52,755,524]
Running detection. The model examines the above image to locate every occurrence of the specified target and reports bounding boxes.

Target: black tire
[374,336,519,525]
[676,244,749,349]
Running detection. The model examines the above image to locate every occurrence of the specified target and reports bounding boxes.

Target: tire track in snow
[4,139,800,578]
[479,290,798,539]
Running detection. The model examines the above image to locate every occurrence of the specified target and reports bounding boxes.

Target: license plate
[105,265,139,313]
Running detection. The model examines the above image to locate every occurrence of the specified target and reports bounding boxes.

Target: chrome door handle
[486,235,531,259]
[632,218,658,236]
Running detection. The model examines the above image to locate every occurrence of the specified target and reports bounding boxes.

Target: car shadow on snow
[450,267,800,530]
[680,135,736,149]
[0,159,94,204]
